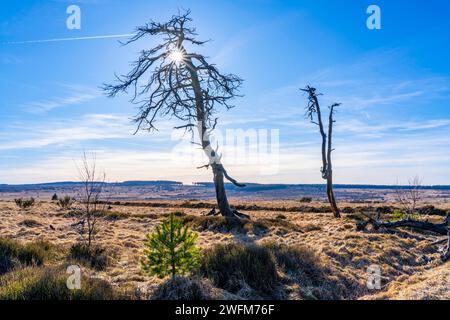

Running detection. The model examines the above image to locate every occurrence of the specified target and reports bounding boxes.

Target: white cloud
[0,113,134,150]
[23,85,101,113]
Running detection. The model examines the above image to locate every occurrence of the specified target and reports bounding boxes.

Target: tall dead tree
[103,11,248,219]
[302,86,341,218]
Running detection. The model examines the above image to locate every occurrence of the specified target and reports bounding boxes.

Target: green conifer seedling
[141,213,200,278]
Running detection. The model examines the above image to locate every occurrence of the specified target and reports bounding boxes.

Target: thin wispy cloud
[23,85,101,113]
[0,113,179,152]
[257,49,450,115]
[0,114,132,150]
[3,34,135,45]
[334,119,450,136]
[0,54,22,64]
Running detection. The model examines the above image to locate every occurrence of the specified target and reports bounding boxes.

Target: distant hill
[0,180,182,192]
[1,181,450,191]
[1,181,450,202]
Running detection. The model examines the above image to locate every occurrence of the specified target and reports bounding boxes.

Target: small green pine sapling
[141,213,200,278]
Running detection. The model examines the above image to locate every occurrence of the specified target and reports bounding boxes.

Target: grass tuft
[180,214,302,235]
[18,219,42,228]
[199,243,279,296]
[0,238,54,274]
[151,276,223,300]
[69,243,109,271]
[0,266,122,300]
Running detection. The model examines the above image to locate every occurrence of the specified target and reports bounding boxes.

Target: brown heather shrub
[57,195,75,210]
[200,242,351,300]
[69,243,109,271]
[417,205,447,216]
[266,242,350,300]
[18,219,42,228]
[199,243,279,296]
[0,238,54,274]
[181,215,251,233]
[151,277,223,300]
[14,198,35,210]
[180,214,302,235]
[299,197,313,203]
[263,242,324,278]
[0,266,122,300]
[94,210,128,221]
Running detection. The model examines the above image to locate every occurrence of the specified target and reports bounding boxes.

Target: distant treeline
[1,181,450,193]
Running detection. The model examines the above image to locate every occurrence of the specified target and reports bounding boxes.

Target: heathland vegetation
[0,10,449,300]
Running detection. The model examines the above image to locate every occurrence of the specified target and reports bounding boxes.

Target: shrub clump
[92,210,128,221]
[181,215,252,233]
[14,198,35,209]
[264,242,348,300]
[200,243,279,296]
[0,238,53,274]
[299,197,313,203]
[141,213,200,278]
[0,267,119,300]
[18,219,42,228]
[200,242,349,300]
[69,243,109,271]
[151,276,223,300]
[100,210,128,221]
[417,205,447,216]
[57,195,75,210]
[181,215,301,235]
[263,242,323,278]
[341,206,355,214]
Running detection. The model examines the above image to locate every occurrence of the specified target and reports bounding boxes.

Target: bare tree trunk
[357,213,450,261]
[212,164,234,217]
[442,231,450,262]
[304,87,341,219]
[359,216,448,235]
[185,56,242,218]
[327,169,340,218]
[326,106,340,218]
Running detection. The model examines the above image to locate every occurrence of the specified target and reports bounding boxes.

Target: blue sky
[1,0,450,185]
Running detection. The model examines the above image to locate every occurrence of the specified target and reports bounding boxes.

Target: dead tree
[302,86,341,218]
[357,212,450,261]
[74,152,107,248]
[103,11,248,219]
[395,176,422,219]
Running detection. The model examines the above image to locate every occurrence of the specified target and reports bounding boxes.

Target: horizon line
[1,180,450,188]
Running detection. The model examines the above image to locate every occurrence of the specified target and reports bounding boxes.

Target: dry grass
[151,277,227,300]
[0,199,448,300]
[0,266,127,300]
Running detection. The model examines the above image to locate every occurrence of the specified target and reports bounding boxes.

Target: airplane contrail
[2,33,135,45]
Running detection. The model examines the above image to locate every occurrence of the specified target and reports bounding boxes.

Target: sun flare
[169,49,184,65]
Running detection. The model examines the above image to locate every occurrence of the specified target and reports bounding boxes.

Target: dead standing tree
[103,11,248,219]
[302,86,341,218]
[395,176,422,219]
[73,153,107,248]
